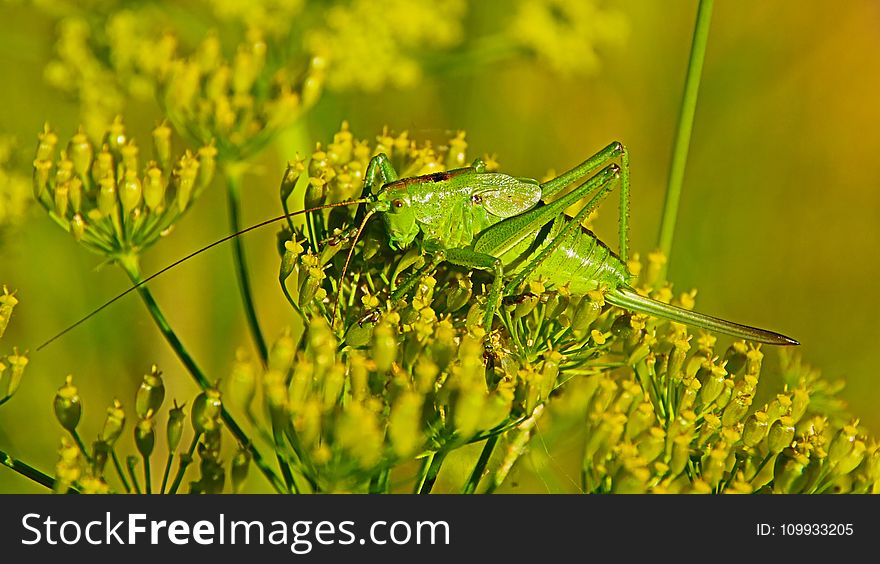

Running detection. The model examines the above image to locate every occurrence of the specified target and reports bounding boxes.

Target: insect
[39,141,797,350]
[337,141,797,346]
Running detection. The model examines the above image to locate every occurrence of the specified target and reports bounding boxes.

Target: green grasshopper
[38,141,797,351]
[340,141,797,345]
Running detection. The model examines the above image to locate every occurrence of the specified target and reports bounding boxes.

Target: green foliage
[0,0,876,495]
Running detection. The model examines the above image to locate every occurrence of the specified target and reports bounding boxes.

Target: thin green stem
[117,255,286,494]
[143,455,152,494]
[657,0,714,280]
[0,447,77,493]
[70,430,91,463]
[160,453,174,494]
[111,449,131,493]
[169,434,200,495]
[463,436,498,494]
[415,450,447,494]
[225,165,269,365]
[127,456,142,494]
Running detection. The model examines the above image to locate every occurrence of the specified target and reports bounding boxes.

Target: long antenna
[37,199,368,351]
[331,208,377,328]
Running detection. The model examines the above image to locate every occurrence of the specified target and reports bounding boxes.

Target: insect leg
[474,164,620,259]
[442,248,505,328]
[503,172,620,294]
[541,141,630,262]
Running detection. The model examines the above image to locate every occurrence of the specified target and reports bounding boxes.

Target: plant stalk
[656,0,714,280]
[225,165,270,365]
[118,255,286,493]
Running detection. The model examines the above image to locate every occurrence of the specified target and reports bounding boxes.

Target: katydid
[341,141,797,346]
[38,141,797,350]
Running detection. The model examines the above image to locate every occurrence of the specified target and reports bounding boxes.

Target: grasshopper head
[371,186,419,250]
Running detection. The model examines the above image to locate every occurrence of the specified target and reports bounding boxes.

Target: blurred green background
[1,0,879,492]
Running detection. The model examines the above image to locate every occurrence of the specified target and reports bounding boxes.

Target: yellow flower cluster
[32,118,216,259]
[306,0,466,91]
[509,0,629,76]
[161,31,324,161]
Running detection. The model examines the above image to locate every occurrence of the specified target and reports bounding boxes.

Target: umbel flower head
[247,123,880,493]
[32,118,216,260]
[160,30,325,162]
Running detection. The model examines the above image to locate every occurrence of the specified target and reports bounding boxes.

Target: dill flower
[32,119,215,260]
[305,0,466,92]
[509,0,629,76]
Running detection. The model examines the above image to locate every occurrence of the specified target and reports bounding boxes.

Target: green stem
[0,447,77,493]
[117,255,286,494]
[415,450,447,494]
[225,165,269,365]
[127,456,142,494]
[111,449,131,493]
[160,453,174,494]
[143,455,152,494]
[656,0,714,279]
[462,436,498,494]
[169,434,200,495]
[70,430,91,462]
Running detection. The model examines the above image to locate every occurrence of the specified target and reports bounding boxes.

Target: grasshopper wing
[473,174,542,218]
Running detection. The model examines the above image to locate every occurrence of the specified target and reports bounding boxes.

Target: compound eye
[471,194,483,205]
[392,198,405,209]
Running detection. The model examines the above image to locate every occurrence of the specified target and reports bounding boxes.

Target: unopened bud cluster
[32,119,215,258]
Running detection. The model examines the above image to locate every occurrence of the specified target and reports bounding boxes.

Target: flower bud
[54,180,69,217]
[32,158,52,200]
[669,435,691,476]
[152,122,172,171]
[167,400,186,452]
[269,329,296,372]
[67,128,92,179]
[721,392,752,427]
[106,116,127,153]
[227,350,256,414]
[135,365,165,419]
[70,213,85,241]
[742,411,769,447]
[36,124,58,162]
[231,447,251,493]
[768,416,796,454]
[68,177,82,213]
[196,144,217,194]
[544,286,570,319]
[121,142,138,175]
[135,413,156,458]
[2,350,27,398]
[100,399,126,445]
[54,375,82,432]
[571,291,604,332]
[92,146,114,181]
[697,363,726,406]
[371,322,397,372]
[119,170,143,215]
[91,439,110,477]
[790,388,810,424]
[143,165,166,211]
[191,388,222,434]
[174,156,199,212]
[97,176,117,217]
[444,275,473,313]
[0,287,18,340]
[828,421,859,465]
[282,159,306,204]
[723,341,748,376]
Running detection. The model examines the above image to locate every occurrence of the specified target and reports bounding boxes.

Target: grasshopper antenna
[37,199,368,352]
[331,208,377,328]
